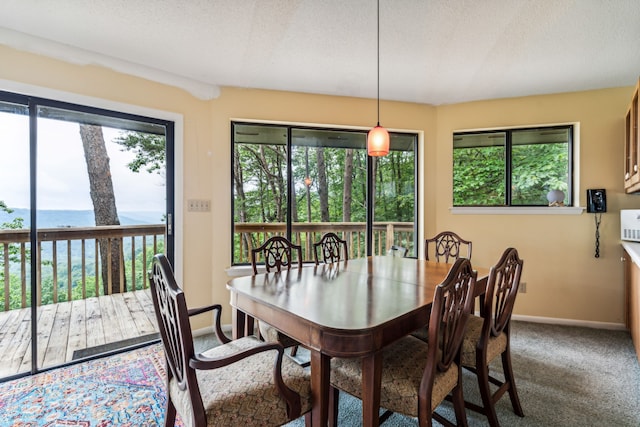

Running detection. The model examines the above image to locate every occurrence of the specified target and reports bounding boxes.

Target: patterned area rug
[0,344,181,427]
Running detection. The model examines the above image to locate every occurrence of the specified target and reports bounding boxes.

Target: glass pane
[511,128,570,206]
[372,133,417,256]
[453,132,506,206]
[291,129,368,261]
[233,124,289,263]
[0,101,31,378]
[232,123,418,263]
[36,105,166,369]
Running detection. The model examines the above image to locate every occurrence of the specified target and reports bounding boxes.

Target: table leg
[232,308,246,339]
[310,349,330,426]
[361,352,382,427]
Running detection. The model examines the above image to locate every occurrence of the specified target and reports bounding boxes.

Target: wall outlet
[187,199,211,212]
[519,282,527,293]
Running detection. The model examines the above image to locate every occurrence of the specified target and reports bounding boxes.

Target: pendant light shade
[368,124,389,156]
[367,0,389,157]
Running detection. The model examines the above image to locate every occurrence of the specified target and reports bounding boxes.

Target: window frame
[452,124,575,208]
[230,120,419,265]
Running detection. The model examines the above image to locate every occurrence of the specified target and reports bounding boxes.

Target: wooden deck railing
[0,224,165,312]
[234,221,415,264]
[0,221,414,312]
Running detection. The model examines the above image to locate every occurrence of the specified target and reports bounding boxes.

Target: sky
[0,112,165,213]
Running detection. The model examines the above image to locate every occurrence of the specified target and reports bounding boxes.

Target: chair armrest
[187,305,217,317]
[187,304,231,344]
[189,340,302,419]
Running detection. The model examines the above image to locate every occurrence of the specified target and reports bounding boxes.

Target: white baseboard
[511,314,627,331]
[192,324,232,337]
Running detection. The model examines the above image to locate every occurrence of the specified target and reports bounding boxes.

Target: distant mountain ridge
[0,208,164,228]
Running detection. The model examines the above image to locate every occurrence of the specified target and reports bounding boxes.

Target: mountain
[0,208,164,228]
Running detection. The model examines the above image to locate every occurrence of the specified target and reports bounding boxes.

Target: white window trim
[451,206,585,215]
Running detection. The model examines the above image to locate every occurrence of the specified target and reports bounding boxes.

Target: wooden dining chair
[329,258,477,427]
[387,244,408,257]
[459,247,524,427]
[251,235,303,274]
[149,254,312,427]
[251,236,304,357]
[425,231,472,262]
[313,232,348,265]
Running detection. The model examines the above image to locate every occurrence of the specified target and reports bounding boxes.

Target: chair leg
[450,381,469,427]
[476,360,501,427]
[304,412,312,427]
[290,345,298,357]
[501,349,524,417]
[328,386,340,427]
[164,399,177,427]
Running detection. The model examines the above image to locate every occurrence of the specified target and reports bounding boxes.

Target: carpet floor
[284,320,640,426]
[0,344,183,427]
[0,321,637,426]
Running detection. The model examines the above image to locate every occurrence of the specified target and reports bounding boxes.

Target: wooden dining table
[226,255,489,426]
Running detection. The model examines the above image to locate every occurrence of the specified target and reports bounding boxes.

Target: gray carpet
[196,321,640,426]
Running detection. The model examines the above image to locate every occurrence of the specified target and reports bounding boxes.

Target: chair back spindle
[314,232,348,264]
[251,236,302,274]
[425,231,472,262]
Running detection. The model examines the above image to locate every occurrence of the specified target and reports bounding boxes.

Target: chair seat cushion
[169,336,312,427]
[331,335,458,417]
[460,314,507,367]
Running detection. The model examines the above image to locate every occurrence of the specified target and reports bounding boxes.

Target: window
[232,122,417,264]
[453,125,573,206]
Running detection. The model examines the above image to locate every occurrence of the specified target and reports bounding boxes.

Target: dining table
[226,255,489,426]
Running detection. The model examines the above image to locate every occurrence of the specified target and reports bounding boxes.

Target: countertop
[622,241,640,266]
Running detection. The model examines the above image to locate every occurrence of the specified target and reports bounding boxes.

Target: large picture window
[453,125,573,207]
[232,122,417,264]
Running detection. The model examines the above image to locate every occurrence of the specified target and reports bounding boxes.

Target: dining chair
[329,258,477,427]
[387,244,408,257]
[251,235,303,274]
[251,236,304,357]
[149,254,312,427]
[425,231,472,262]
[413,231,472,342]
[459,247,524,427]
[313,232,348,264]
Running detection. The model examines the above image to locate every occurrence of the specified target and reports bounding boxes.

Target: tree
[79,124,125,294]
[113,131,165,175]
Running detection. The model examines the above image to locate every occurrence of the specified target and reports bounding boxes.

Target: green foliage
[233,136,417,262]
[113,131,166,174]
[454,143,569,206]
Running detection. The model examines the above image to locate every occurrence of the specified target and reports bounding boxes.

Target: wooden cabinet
[624,78,640,193]
[623,249,640,362]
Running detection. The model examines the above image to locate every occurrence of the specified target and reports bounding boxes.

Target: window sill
[225,266,257,277]
[450,206,585,215]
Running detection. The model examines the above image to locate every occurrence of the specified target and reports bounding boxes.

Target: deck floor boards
[0,288,158,378]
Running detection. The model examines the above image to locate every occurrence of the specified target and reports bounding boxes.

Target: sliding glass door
[0,98,31,378]
[0,91,174,380]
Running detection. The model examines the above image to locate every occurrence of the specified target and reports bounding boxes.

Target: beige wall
[436,89,636,325]
[1,44,636,329]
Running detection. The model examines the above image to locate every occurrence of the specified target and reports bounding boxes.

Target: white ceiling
[1,0,639,105]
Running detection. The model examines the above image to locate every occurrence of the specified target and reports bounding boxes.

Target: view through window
[0,91,173,379]
[453,125,573,206]
[232,122,417,264]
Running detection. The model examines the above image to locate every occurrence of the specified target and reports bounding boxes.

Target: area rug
[0,344,181,427]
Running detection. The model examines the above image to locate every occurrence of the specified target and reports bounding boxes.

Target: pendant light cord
[376,0,381,126]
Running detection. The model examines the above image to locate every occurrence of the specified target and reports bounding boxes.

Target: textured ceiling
[1,0,639,105]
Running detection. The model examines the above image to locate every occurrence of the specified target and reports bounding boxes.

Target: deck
[0,289,158,378]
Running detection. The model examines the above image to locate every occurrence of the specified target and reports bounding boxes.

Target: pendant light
[367,0,389,157]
